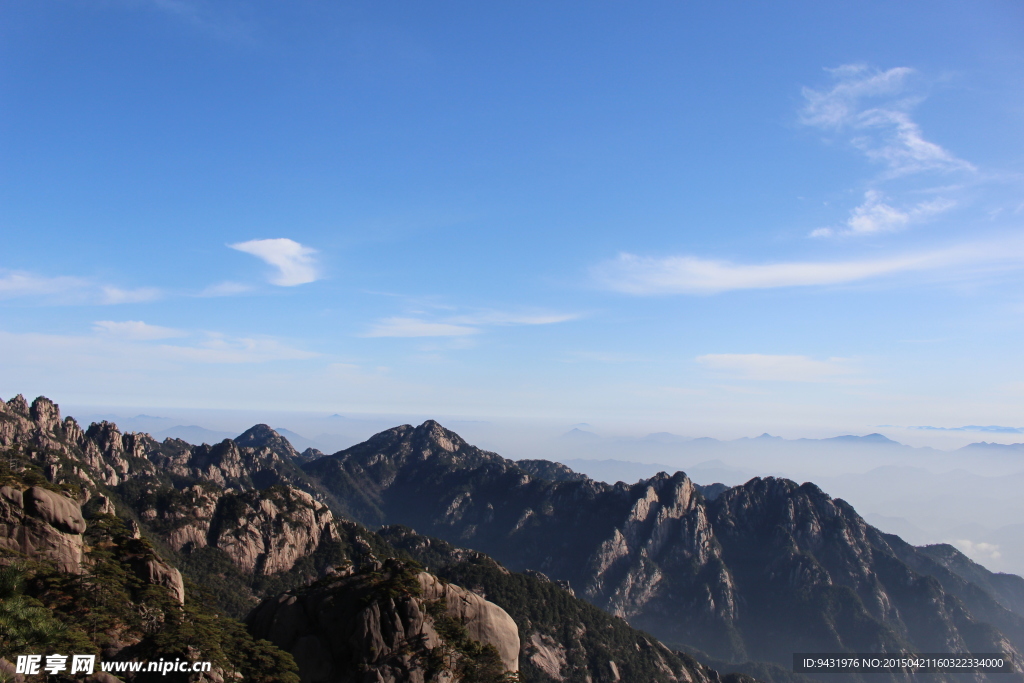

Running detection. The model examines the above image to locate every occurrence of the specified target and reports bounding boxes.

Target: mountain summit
[234,423,302,460]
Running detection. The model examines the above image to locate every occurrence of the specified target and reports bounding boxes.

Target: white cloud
[161,333,318,363]
[363,317,480,338]
[593,241,1023,295]
[198,281,252,297]
[800,64,913,128]
[854,109,974,177]
[100,285,162,304]
[362,308,579,338]
[229,238,319,286]
[449,310,581,326]
[812,190,955,237]
[0,327,317,367]
[93,320,187,341]
[800,64,974,177]
[0,270,161,305]
[696,354,854,382]
[0,271,89,299]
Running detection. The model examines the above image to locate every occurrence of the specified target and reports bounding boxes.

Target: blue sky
[2,1,1023,439]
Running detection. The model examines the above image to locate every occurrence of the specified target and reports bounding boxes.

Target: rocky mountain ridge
[6,394,1024,682]
[299,419,1024,683]
[1,394,750,683]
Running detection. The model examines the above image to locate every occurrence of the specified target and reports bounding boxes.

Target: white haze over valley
[71,404,1024,578]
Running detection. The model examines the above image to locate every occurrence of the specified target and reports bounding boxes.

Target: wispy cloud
[811,190,955,237]
[229,238,319,286]
[593,241,1024,295]
[562,351,646,364]
[0,326,317,366]
[162,333,318,363]
[362,308,579,338]
[362,317,480,338]
[100,285,161,304]
[198,281,252,297]
[0,271,88,299]
[800,64,974,178]
[448,310,581,326]
[902,424,1024,434]
[696,354,854,382]
[0,270,161,305]
[800,64,913,128]
[93,320,187,341]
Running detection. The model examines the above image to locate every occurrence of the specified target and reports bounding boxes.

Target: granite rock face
[24,485,87,534]
[130,554,186,604]
[417,572,520,672]
[234,423,302,461]
[207,487,340,576]
[0,484,85,572]
[0,481,185,604]
[246,561,519,683]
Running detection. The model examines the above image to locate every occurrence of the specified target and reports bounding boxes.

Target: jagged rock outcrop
[0,394,361,612]
[247,560,519,683]
[208,487,340,575]
[235,424,302,461]
[516,459,590,483]
[298,447,325,463]
[0,395,154,491]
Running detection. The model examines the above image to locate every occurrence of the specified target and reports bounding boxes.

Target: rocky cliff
[382,526,755,683]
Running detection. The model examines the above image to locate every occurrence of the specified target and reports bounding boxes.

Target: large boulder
[24,486,86,534]
[418,572,520,672]
[131,556,186,604]
[247,563,519,683]
[0,486,84,573]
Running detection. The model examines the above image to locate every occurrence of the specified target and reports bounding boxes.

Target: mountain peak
[413,420,467,453]
[236,423,279,442]
[235,424,300,459]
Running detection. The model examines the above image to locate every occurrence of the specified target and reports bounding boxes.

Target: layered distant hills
[1,394,1022,683]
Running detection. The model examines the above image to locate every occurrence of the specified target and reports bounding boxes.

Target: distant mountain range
[154,424,237,444]
[559,425,1020,454]
[3,394,1023,683]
